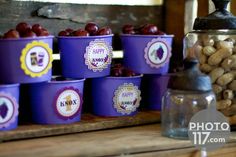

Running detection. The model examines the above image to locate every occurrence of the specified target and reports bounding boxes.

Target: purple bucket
[121,34,174,74]
[0,84,19,131]
[58,35,113,78]
[29,77,85,124]
[141,74,169,110]
[92,76,142,117]
[0,36,54,84]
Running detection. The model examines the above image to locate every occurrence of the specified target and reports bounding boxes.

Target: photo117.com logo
[188,109,231,151]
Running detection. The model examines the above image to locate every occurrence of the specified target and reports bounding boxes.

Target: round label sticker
[144,38,171,68]
[20,41,53,77]
[0,92,18,129]
[54,87,82,120]
[85,39,112,72]
[113,83,141,115]
[188,109,231,151]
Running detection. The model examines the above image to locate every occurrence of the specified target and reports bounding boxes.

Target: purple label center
[156,46,164,60]
[0,102,8,119]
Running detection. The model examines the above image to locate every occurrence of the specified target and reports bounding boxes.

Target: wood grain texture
[0,111,160,142]
[0,124,235,157]
[231,0,236,16]
[164,0,185,71]
[129,143,236,157]
[197,0,209,17]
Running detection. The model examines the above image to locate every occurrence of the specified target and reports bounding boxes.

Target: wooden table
[0,124,236,157]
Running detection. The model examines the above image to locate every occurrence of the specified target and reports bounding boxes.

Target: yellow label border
[20,41,53,78]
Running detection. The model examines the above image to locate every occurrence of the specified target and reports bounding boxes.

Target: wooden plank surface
[0,124,235,157]
[0,111,160,142]
[130,143,236,157]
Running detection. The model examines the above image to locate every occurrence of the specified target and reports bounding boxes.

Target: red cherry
[58,30,70,36]
[97,27,112,35]
[3,29,20,39]
[134,24,145,34]
[16,22,31,36]
[37,28,49,36]
[140,24,158,35]
[111,68,123,77]
[123,68,136,77]
[73,29,89,36]
[113,63,123,69]
[125,29,135,35]
[85,22,99,35]
[122,24,135,34]
[22,29,36,38]
[156,30,166,35]
[65,28,74,35]
[32,24,42,35]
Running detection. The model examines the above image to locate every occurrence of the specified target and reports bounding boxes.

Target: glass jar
[161,58,216,139]
[184,0,236,125]
[162,89,216,139]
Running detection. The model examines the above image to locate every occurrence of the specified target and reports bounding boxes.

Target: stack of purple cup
[120,34,174,111]
[0,36,54,130]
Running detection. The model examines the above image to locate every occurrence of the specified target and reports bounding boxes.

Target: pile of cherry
[1,22,49,39]
[122,23,165,35]
[58,22,112,36]
[110,64,137,77]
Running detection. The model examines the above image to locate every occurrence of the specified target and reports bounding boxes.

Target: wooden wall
[231,0,236,15]
[0,0,164,51]
[164,0,185,71]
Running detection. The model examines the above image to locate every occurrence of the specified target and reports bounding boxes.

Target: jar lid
[193,0,236,30]
[168,58,212,92]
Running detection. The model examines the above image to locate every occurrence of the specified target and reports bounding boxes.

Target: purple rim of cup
[0,84,20,88]
[120,34,174,38]
[53,86,83,120]
[0,35,54,41]
[50,78,86,84]
[57,34,114,39]
[106,75,143,79]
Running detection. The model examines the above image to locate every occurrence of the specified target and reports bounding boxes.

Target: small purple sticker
[54,87,82,120]
[0,103,8,119]
[144,38,171,68]
[156,46,164,60]
[0,92,18,129]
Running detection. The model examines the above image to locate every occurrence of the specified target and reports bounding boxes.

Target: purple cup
[121,34,174,74]
[92,76,142,117]
[141,74,169,110]
[0,36,54,84]
[29,77,85,124]
[0,84,19,131]
[58,35,113,78]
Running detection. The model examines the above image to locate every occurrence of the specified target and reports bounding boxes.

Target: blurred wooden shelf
[0,110,160,142]
[0,124,235,157]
